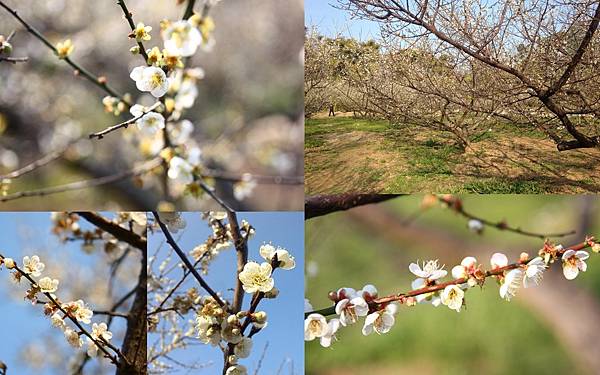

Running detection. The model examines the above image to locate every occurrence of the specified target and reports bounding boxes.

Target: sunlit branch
[0,157,162,203]
[89,102,161,139]
[305,238,594,318]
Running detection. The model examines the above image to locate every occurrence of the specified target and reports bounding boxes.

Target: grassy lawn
[306,195,600,375]
[305,116,600,194]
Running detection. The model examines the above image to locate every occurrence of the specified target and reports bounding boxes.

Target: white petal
[563,264,579,280]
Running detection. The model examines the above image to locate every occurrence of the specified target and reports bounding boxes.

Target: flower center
[151,72,164,87]
[309,320,323,335]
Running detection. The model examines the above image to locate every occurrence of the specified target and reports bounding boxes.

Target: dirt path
[305,130,408,193]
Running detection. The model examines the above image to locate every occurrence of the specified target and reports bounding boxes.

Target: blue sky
[305,0,380,39]
[148,212,304,375]
[0,212,132,375]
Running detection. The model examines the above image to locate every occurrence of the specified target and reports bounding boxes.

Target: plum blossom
[130,105,165,135]
[319,318,340,347]
[64,328,82,348]
[168,156,195,184]
[490,253,508,270]
[159,212,186,233]
[335,288,368,326]
[238,262,274,293]
[523,257,546,288]
[51,313,66,330]
[561,250,589,280]
[259,244,295,270]
[499,268,524,301]
[130,66,170,98]
[233,337,252,358]
[163,20,202,57]
[304,313,329,341]
[3,257,15,269]
[362,303,398,335]
[452,256,478,286]
[409,260,447,305]
[131,22,152,42]
[225,365,247,375]
[441,285,464,312]
[468,219,484,233]
[22,255,45,277]
[38,277,59,293]
[197,315,221,346]
[221,315,243,344]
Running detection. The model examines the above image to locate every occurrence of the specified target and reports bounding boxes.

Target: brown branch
[116,0,150,63]
[0,56,27,63]
[0,157,162,203]
[228,211,248,313]
[305,193,404,219]
[306,238,594,317]
[0,1,128,104]
[76,212,147,250]
[0,253,120,364]
[89,102,161,139]
[0,139,80,180]
[151,211,227,308]
[116,249,147,375]
[438,195,577,239]
[200,170,304,185]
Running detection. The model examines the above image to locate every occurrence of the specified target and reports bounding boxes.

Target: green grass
[305,116,600,194]
[306,197,600,375]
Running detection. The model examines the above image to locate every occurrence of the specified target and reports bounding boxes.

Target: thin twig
[0,56,28,63]
[0,157,162,203]
[152,211,227,308]
[305,238,594,317]
[77,212,147,250]
[116,0,150,62]
[89,102,161,139]
[0,1,128,104]
[200,170,304,185]
[228,211,248,313]
[439,195,577,239]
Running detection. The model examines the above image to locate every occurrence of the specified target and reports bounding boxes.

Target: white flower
[259,244,296,270]
[197,315,220,346]
[304,313,329,341]
[22,255,45,277]
[409,260,446,305]
[304,299,313,313]
[225,365,247,375]
[362,303,397,335]
[130,105,165,135]
[221,315,243,344]
[320,318,340,347]
[409,259,447,280]
[499,268,524,301]
[523,257,546,288]
[130,66,170,98]
[132,22,152,42]
[359,284,378,300]
[238,262,274,293]
[38,277,59,293]
[451,256,477,279]
[168,156,194,184]
[490,253,508,269]
[441,285,464,312]
[561,250,589,280]
[234,176,257,201]
[233,337,252,358]
[51,313,66,330]
[86,338,99,357]
[335,293,368,326]
[169,119,194,145]
[64,328,82,348]
[468,219,484,233]
[64,300,93,324]
[3,257,15,269]
[91,322,112,342]
[163,20,202,57]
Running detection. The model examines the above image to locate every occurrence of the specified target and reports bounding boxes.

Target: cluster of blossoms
[306,238,600,347]
[94,0,256,203]
[0,254,114,359]
[193,243,295,375]
[50,212,146,254]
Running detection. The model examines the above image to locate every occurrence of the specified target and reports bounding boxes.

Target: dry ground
[305,115,600,194]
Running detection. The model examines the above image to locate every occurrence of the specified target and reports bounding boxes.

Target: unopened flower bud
[592,244,600,253]
[519,252,529,262]
[4,258,15,269]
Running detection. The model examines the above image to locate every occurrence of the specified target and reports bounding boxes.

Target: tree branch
[76,212,147,250]
[305,193,404,219]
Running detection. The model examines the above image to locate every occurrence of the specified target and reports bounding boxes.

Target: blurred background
[0,0,303,210]
[0,212,141,375]
[148,212,305,374]
[305,195,600,375]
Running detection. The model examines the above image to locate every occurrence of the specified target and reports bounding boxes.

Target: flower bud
[519,252,529,262]
[592,244,600,253]
[4,258,15,269]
